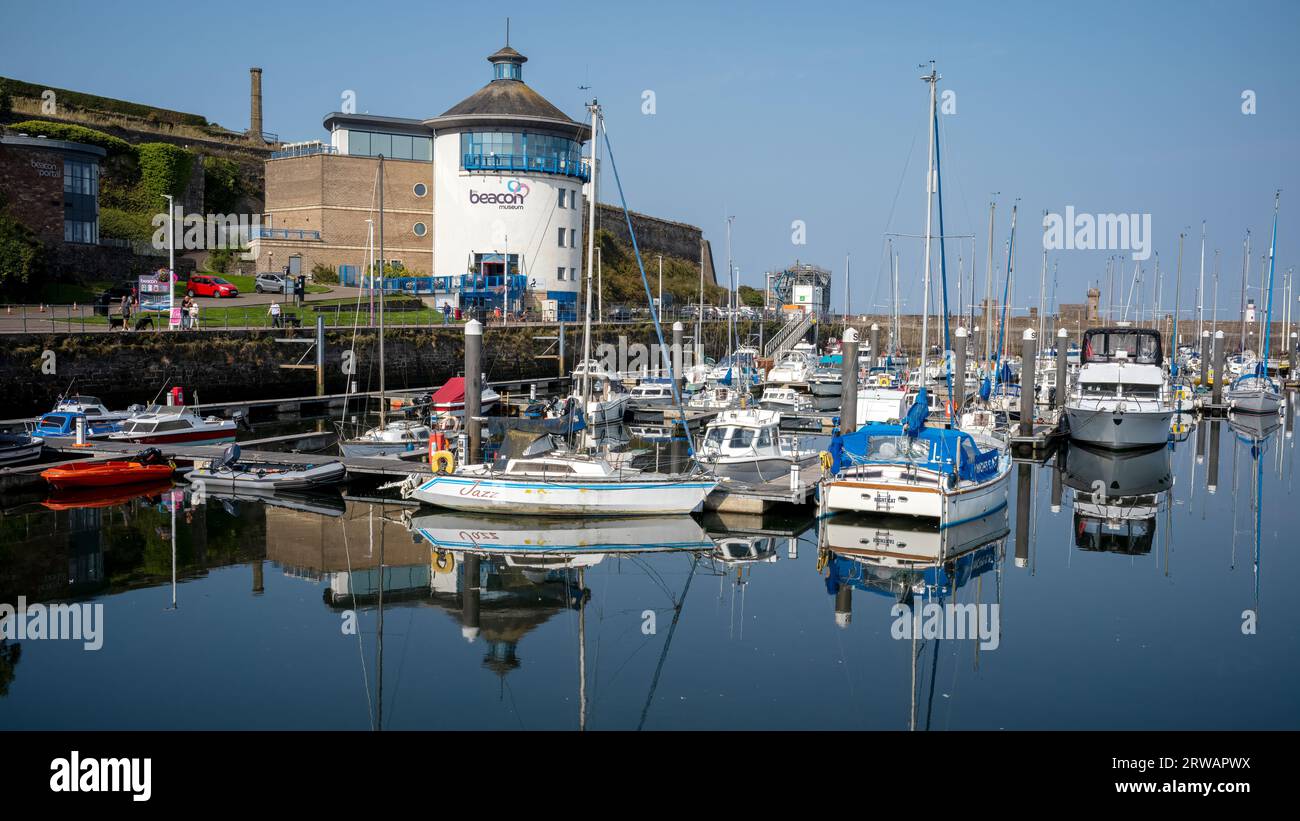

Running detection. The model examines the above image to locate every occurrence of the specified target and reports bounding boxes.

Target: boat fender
[431,449,455,475]
[946,472,958,489]
[818,451,833,473]
[433,550,455,574]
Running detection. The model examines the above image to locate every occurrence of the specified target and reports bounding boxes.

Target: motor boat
[409,511,713,554]
[0,433,44,467]
[688,384,749,411]
[1062,443,1171,556]
[428,376,500,418]
[809,355,844,397]
[627,379,677,411]
[568,359,630,425]
[1065,327,1173,449]
[109,405,237,445]
[698,407,819,479]
[759,386,811,413]
[51,395,131,424]
[766,351,814,385]
[31,411,122,439]
[856,385,909,425]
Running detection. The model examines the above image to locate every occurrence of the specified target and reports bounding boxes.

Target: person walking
[120,294,132,328]
[188,300,199,330]
[180,294,192,329]
[268,300,282,329]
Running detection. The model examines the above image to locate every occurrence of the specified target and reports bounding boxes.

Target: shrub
[99,207,154,242]
[7,119,133,155]
[0,210,46,294]
[312,263,338,284]
[203,156,243,213]
[133,143,193,207]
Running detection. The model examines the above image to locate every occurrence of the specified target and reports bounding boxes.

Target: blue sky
[3,0,1298,318]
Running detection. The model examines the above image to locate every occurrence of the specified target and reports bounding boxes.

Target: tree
[0,79,12,118]
[737,284,765,307]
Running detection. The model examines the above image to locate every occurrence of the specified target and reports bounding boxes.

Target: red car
[185,275,239,298]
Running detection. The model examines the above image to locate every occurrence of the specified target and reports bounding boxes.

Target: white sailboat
[1228,191,1284,415]
[821,65,1012,526]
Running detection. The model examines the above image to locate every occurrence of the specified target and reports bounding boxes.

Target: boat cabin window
[128,422,158,434]
[154,420,191,432]
[1081,382,1118,396]
[757,426,773,448]
[728,428,754,448]
[1083,330,1162,365]
[865,435,930,462]
[704,427,726,447]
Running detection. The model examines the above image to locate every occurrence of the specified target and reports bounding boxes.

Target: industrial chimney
[249,67,264,143]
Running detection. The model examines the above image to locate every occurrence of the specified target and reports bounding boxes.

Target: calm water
[1,406,1297,730]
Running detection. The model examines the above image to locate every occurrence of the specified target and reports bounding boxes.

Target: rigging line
[932,94,955,421]
[637,555,700,730]
[599,115,696,461]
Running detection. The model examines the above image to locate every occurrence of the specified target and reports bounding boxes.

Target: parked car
[254,273,287,294]
[608,305,633,321]
[185,275,239,298]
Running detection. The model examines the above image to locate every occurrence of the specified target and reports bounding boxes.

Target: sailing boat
[1227,191,1284,415]
[339,157,433,457]
[821,65,1013,525]
[403,101,717,516]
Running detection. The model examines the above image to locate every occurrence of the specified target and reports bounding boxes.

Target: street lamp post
[657,254,663,319]
[164,194,175,330]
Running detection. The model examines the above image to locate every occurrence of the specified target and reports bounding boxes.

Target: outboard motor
[220,443,241,468]
[136,447,164,465]
[232,410,253,432]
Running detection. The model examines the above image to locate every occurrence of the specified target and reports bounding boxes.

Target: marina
[2,3,1300,795]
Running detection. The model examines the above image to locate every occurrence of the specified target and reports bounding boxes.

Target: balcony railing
[253,228,322,241]
[462,153,590,181]
[271,143,337,160]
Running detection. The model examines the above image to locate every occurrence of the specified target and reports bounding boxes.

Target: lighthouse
[426,43,592,320]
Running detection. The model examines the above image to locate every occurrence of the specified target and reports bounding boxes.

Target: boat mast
[984,197,997,365]
[1240,230,1251,353]
[919,63,938,376]
[580,101,600,413]
[1211,249,1220,337]
[378,155,386,427]
[1197,221,1206,346]
[1260,191,1281,370]
[1173,232,1184,349]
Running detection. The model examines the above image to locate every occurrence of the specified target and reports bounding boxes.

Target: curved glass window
[460,131,588,180]
[413,183,427,197]
[413,222,427,237]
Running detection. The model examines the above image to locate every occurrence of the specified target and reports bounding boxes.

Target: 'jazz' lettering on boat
[458,482,499,499]
[458,530,500,541]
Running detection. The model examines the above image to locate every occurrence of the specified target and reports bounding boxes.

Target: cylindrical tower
[426,44,592,320]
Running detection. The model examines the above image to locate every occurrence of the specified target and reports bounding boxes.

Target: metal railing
[253,228,322,241]
[462,153,591,181]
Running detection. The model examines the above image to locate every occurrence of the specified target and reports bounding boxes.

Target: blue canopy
[830,422,1001,483]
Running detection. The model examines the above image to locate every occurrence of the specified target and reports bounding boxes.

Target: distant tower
[249,67,264,143]
[1086,286,1100,322]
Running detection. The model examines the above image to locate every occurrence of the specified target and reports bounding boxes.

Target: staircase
[763,311,817,359]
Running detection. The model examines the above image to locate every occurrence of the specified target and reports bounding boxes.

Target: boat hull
[339,439,425,458]
[42,462,173,489]
[109,429,236,446]
[0,437,44,467]
[1065,405,1172,449]
[1226,387,1282,415]
[409,472,715,516]
[823,462,1012,526]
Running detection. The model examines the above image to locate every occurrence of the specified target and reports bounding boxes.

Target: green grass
[50,301,465,329]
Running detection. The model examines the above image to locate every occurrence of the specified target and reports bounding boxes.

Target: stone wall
[0,319,781,416]
[595,203,716,286]
[0,142,64,242]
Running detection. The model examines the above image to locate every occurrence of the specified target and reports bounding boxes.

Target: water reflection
[1,399,1297,729]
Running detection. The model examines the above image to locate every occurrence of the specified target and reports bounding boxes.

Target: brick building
[0,133,104,245]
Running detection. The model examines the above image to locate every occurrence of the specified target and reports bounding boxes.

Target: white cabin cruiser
[109,405,237,445]
[52,395,131,423]
[698,407,819,479]
[766,351,814,385]
[856,386,909,425]
[759,386,812,413]
[1065,328,1173,450]
[569,359,630,425]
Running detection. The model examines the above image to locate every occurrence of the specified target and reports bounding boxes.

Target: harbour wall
[0,320,789,416]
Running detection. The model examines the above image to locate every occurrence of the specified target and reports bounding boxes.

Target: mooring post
[1020,329,1036,437]
[465,319,482,465]
[840,327,859,434]
[954,325,968,415]
[1050,455,1063,514]
[672,321,684,391]
[1207,420,1220,494]
[1014,462,1032,568]
[461,553,481,643]
[1290,332,1297,383]
[869,323,881,370]
[558,321,566,379]
[316,315,325,397]
[1212,330,1226,406]
[1055,327,1069,411]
